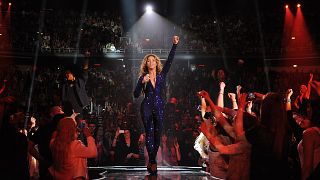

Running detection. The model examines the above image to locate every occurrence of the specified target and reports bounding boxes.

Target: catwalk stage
[88,166,222,180]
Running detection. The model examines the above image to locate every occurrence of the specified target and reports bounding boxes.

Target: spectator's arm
[305,73,313,99]
[73,136,97,158]
[310,80,320,96]
[199,90,235,138]
[200,97,206,118]
[0,80,6,95]
[254,92,266,100]
[235,93,247,137]
[228,93,238,110]
[217,82,225,107]
[285,89,293,111]
[28,140,44,161]
[174,140,181,162]
[293,96,300,109]
[199,122,246,155]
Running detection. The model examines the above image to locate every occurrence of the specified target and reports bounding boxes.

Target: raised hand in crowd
[253,92,266,100]
[310,80,320,96]
[236,85,242,97]
[0,96,15,104]
[286,89,293,100]
[237,93,248,111]
[228,93,238,109]
[83,125,93,138]
[219,82,226,91]
[0,80,7,95]
[228,93,236,102]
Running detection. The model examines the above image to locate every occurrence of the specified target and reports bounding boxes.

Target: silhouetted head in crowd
[64,64,80,81]
[49,106,64,118]
[299,85,308,95]
[61,101,74,117]
[214,68,227,83]
[260,92,289,159]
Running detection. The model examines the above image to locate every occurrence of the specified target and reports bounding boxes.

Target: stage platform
[88,166,222,180]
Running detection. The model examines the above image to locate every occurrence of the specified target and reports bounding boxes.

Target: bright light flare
[297,4,301,8]
[285,5,289,9]
[145,5,153,14]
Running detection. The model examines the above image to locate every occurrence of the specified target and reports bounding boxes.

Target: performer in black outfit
[61,59,90,117]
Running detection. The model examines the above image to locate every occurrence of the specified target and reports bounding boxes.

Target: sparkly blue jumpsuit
[134,44,177,164]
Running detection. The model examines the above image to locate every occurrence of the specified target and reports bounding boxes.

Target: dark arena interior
[1,0,320,179]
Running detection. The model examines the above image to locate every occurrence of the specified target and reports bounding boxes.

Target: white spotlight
[146,5,153,13]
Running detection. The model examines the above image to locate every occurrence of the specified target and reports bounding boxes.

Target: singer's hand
[173,36,179,45]
[142,74,150,84]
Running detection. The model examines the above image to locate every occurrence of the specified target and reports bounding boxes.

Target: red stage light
[9,2,12,6]
[297,4,301,8]
[285,5,289,9]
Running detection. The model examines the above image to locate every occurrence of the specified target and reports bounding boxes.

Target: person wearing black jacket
[61,59,90,116]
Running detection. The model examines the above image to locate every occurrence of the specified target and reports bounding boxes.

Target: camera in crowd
[246,92,256,101]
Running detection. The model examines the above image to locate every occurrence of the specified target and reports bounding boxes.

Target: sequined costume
[134,44,177,164]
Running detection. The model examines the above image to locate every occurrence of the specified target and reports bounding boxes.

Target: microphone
[144,74,149,90]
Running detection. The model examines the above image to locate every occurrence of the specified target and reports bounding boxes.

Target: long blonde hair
[51,117,77,169]
[139,54,163,76]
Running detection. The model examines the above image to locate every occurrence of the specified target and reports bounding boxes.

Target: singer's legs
[153,109,164,162]
[143,114,156,164]
[142,110,164,166]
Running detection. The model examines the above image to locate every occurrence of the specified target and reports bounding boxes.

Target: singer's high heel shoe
[150,163,157,175]
[147,163,152,173]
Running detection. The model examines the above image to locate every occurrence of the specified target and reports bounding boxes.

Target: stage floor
[88,166,222,180]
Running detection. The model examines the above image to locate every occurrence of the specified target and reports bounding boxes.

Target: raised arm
[217,82,225,107]
[161,36,179,76]
[199,122,247,155]
[310,80,320,96]
[0,80,6,95]
[234,93,247,137]
[228,93,238,110]
[305,73,313,99]
[73,127,97,158]
[199,90,235,139]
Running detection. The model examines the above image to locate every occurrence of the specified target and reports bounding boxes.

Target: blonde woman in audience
[49,117,97,180]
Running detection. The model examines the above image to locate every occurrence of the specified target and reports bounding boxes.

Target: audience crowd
[0,10,319,57]
[0,7,320,180]
[0,60,320,179]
